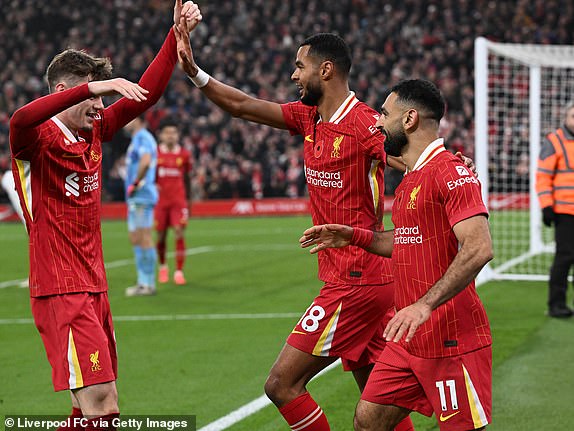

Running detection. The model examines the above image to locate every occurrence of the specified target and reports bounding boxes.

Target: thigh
[361,343,433,417]
[355,399,410,431]
[128,203,155,233]
[269,343,337,388]
[287,283,394,366]
[167,203,188,229]
[154,205,170,233]
[555,214,574,256]
[31,293,117,392]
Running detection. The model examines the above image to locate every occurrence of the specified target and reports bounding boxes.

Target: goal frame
[474,37,574,284]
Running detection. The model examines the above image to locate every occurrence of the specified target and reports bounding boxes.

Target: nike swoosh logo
[304,135,314,143]
[291,330,306,335]
[63,153,83,158]
[439,411,460,422]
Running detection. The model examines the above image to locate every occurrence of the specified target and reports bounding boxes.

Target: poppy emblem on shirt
[331,136,343,158]
[90,350,102,372]
[90,150,101,162]
[407,185,421,210]
[313,141,324,158]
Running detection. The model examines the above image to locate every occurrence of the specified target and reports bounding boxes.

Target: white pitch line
[0,312,301,326]
[198,359,342,431]
[0,243,296,288]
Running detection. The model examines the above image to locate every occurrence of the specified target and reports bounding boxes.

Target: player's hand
[179,1,202,33]
[126,180,145,197]
[299,224,353,254]
[88,79,148,101]
[174,14,200,77]
[542,206,555,227]
[455,151,477,177]
[383,302,432,343]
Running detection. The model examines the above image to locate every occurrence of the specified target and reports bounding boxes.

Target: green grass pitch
[0,216,573,430]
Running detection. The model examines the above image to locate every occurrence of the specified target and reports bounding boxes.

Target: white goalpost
[475,37,574,283]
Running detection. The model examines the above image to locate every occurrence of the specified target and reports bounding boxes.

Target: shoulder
[429,152,480,191]
[281,101,315,119]
[347,102,380,137]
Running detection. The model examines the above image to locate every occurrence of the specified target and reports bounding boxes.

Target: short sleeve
[435,161,488,227]
[280,101,313,136]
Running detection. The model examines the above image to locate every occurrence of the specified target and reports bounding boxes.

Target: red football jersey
[391,139,491,358]
[9,30,177,297]
[281,92,393,285]
[156,144,191,207]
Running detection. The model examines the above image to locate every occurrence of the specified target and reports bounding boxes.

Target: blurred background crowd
[1,0,572,203]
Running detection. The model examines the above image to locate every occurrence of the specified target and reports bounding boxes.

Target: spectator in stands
[1,0,573,203]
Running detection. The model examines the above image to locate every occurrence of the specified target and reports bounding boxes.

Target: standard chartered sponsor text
[305,167,343,189]
[394,225,423,244]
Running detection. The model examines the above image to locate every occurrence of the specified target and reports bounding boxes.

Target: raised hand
[299,224,354,254]
[174,13,199,77]
[88,78,149,101]
[180,1,203,33]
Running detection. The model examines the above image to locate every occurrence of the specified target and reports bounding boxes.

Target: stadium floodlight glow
[475,37,574,283]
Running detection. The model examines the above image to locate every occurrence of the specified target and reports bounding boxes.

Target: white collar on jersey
[410,138,446,172]
[51,116,79,144]
[318,91,359,124]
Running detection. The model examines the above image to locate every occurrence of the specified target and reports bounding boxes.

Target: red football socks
[56,407,84,431]
[175,238,185,270]
[157,239,166,265]
[394,416,415,431]
[278,392,330,431]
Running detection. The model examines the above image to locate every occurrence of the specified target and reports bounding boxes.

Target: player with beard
[173,24,414,431]
[174,7,476,429]
[300,79,493,431]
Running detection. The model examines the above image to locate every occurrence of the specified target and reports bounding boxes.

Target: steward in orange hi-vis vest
[536,102,574,318]
[536,124,574,216]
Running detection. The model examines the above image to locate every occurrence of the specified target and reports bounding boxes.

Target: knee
[264,371,299,406]
[264,372,284,404]
[354,405,370,431]
[354,401,392,431]
[77,383,119,416]
[96,385,119,415]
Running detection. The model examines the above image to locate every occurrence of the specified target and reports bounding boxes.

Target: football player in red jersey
[173,6,421,431]
[8,2,201,430]
[300,80,493,431]
[154,117,192,285]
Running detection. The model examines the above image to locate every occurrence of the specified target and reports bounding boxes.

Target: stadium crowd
[1,0,572,203]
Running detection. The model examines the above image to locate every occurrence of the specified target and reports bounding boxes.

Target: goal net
[474,37,574,283]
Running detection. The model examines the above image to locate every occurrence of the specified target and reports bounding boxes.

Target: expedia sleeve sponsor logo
[305,167,343,189]
[447,175,479,190]
[394,225,423,244]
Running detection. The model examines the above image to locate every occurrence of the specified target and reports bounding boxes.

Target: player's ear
[320,61,334,80]
[54,82,67,93]
[403,108,418,130]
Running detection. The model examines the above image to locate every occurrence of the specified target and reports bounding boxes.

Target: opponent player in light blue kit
[124,116,159,296]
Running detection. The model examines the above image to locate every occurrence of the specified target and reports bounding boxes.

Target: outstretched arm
[383,215,493,343]
[10,80,147,157]
[102,0,200,139]
[300,224,394,257]
[174,3,287,129]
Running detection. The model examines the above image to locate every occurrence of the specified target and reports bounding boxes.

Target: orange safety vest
[536,126,574,215]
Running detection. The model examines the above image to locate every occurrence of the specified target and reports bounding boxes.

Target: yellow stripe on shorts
[68,328,84,389]
[312,302,342,356]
